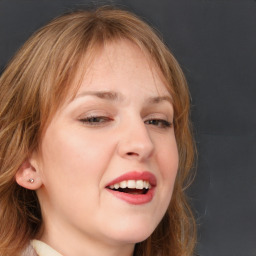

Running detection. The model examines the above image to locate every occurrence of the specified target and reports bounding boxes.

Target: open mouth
[106,173,156,205]
[106,180,152,195]
[108,187,149,195]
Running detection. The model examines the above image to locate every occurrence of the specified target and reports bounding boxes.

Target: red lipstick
[106,171,156,187]
[106,171,156,205]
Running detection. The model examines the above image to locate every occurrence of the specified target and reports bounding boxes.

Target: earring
[28,178,34,183]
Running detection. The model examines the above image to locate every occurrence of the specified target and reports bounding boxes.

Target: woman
[0,6,196,256]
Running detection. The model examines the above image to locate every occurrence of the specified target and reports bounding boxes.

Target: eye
[145,119,172,129]
[79,116,113,126]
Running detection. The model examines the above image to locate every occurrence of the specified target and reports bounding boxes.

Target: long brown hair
[0,6,196,256]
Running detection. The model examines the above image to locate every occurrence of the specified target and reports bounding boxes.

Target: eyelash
[79,116,113,126]
[144,119,172,129]
[79,115,172,129]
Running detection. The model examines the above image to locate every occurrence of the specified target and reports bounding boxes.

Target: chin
[105,222,156,245]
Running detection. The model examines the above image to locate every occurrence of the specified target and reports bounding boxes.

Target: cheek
[38,125,119,189]
[156,135,179,210]
[39,127,114,189]
[37,127,116,220]
[157,135,179,181]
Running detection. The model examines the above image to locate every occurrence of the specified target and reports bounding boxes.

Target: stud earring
[28,178,34,183]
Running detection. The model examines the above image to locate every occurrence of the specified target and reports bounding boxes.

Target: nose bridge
[117,114,154,161]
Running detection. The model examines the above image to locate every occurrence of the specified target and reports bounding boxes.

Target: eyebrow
[146,95,173,105]
[75,91,122,101]
[75,90,173,105]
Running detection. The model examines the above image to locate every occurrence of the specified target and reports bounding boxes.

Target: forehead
[41,39,173,134]
[71,39,170,99]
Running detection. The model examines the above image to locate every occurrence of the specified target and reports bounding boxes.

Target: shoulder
[21,244,38,256]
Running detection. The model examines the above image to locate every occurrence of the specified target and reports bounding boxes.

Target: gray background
[1,0,256,255]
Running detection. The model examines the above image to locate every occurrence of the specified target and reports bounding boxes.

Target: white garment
[31,240,63,256]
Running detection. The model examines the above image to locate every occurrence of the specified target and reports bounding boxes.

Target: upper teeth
[109,180,151,190]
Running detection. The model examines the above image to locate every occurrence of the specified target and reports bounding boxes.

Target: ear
[15,157,42,190]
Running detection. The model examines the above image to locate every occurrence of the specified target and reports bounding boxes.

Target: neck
[38,222,135,256]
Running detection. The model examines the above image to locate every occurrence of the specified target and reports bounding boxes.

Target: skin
[17,40,179,256]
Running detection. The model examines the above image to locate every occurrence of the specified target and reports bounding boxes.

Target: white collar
[31,240,63,256]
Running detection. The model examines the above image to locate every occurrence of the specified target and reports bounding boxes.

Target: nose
[117,117,154,161]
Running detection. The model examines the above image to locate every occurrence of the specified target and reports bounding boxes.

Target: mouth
[105,171,156,205]
[107,180,152,195]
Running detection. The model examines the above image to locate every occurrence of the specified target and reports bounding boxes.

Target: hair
[0,6,196,256]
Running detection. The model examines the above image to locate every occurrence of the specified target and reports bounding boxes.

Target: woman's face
[34,40,178,255]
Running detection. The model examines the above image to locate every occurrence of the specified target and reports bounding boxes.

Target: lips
[105,171,156,205]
